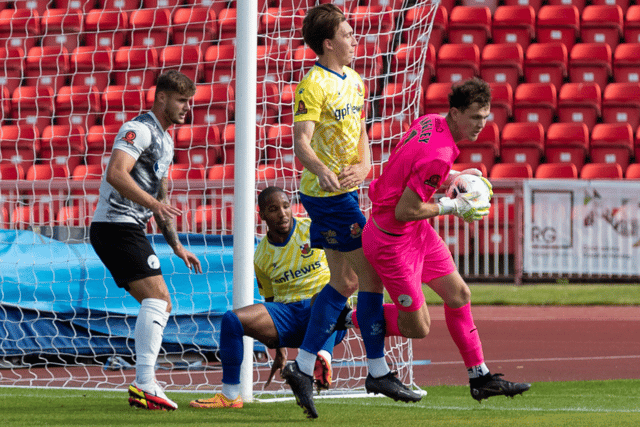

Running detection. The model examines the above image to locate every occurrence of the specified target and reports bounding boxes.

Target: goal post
[0,0,439,400]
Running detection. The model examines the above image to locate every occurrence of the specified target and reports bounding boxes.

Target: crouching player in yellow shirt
[189,187,348,408]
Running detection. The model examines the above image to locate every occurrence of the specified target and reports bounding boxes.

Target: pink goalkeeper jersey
[368,114,459,235]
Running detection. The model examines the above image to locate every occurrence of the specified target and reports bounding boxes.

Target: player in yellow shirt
[189,187,347,409]
[282,4,421,420]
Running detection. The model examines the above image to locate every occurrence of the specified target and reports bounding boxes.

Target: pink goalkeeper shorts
[362,219,456,312]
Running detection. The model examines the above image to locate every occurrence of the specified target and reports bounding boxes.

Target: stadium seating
[40,125,86,173]
[601,82,640,129]
[265,124,301,176]
[0,8,39,54]
[490,162,533,179]
[114,46,159,89]
[404,5,447,50]
[487,82,513,129]
[11,204,53,230]
[523,42,568,90]
[536,5,580,51]
[447,6,492,51]
[624,5,640,43]
[456,121,500,172]
[390,43,435,90]
[491,5,536,50]
[11,85,54,134]
[352,41,383,96]
[535,162,578,179]
[129,9,172,56]
[56,205,92,227]
[70,164,103,197]
[191,83,235,130]
[101,85,145,125]
[545,122,590,171]
[423,82,452,116]
[160,45,203,83]
[480,43,523,90]
[0,125,39,172]
[589,123,634,171]
[368,118,409,163]
[380,82,422,122]
[84,8,128,50]
[0,84,9,124]
[98,0,141,9]
[568,43,612,91]
[500,122,544,171]
[580,162,624,179]
[256,44,293,85]
[204,44,235,86]
[556,82,602,132]
[279,83,296,126]
[55,85,101,131]
[612,43,640,83]
[461,0,499,13]
[217,8,237,44]
[173,6,218,51]
[256,82,280,126]
[70,46,113,91]
[513,82,557,130]
[187,203,234,234]
[502,0,542,12]
[24,46,70,93]
[625,163,640,179]
[25,164,70,199]
[41,8,83,53]
[436,43,480,84]
[0,47,24,95]
[86,124,121,166]
[451,162,488,177]
[580,5,624,50]
[174,124,222,168]
[349,5,396,54]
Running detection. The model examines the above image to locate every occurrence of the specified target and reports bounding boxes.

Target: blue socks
[356,292,386,359]
[219,310,244,385]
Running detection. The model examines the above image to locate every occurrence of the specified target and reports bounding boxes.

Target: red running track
[412,305,640,386]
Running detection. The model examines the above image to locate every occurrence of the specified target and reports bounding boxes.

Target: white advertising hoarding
[524,180,640,275]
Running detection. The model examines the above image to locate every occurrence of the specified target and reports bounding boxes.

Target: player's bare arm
[338,119,371,188]
[395,187,440,222]
[294,120,341,192]
[105,149,182,221]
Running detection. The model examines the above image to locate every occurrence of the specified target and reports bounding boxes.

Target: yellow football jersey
[294,63,366,197]
[254,217,330,303]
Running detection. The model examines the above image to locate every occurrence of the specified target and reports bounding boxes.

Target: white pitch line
[429,354,640,365]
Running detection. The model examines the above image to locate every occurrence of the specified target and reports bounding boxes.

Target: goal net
[0,0,438,399]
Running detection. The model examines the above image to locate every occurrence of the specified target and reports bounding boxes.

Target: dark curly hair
[448,77,491,112]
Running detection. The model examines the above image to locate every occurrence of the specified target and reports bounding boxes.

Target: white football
[445,174,492,205]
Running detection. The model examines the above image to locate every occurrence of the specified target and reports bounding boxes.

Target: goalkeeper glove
[437,192,491,223]
[478,176,494,200]
[443,168,483,187]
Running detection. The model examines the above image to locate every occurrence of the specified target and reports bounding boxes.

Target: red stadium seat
[204,44,235,85]
[492,5,536,51]
[591,0,630,14]
[259,7,304,48]
[41,8,83,53]
[70,46,113,91]
[404,5,447,51]
[217,8,237,44]
[191,83,235,130]
[98,0,141,9]
[174,125,222,168]
[480,43,523,90]
[24,46,70,93]
[55,85,101,131]
[0,84,10,123]
[456,122,500,172]
[11,86,55,134]
[461,0,499,13]
[545,122,590,171]
[173,7,218,50]
[101,85,145,126]
[0,125,39,172]
[11,204,52,230]
[56,204,92,227]
[168,163,206,181]
[56,0,95,12]
[207,164,235,181]
[0,9,40,53]
[380,82,422,122]
[279,83,296,126]
[84,9,128,50]
[500,122,544,171]
[547,0,586,13]
[291,45,317,85]
[130,9,172,56]
[25,164,70,200]
[160,45,203,83]
[568,43,612,91]
[624,5,640,43]
[70,164,103,197]
[601,82,640,129]
[114,46,158,90]
[589,123,634,171]
[513,82,557,131]
[187,203,234,234]
[487,82,513,129]
[523,42,568,90]
[557,82,601,131]
[143,0,183,7]
[86,124,121,166]
[535,162,578,179]
[490,162,533,179]
[352,41,384,96]
[501,0,541,12]
[256,82,279,126]
[349,4,396,52]
[451,162,488,177]
[612,43,640,83]
[625,163,640,179]
[0,163,24,180]
[580,162,623,179]
[391,43,435,90]
[368,118,410,164]
[40,125,86,173]
[436,44,480,84]
[423,82,451,116]
[536,5,580,51]
[580,5,624,50]
[0,47,24,95]
[257,44,293,85]
[264,124,299,175]
[447,6,492,51]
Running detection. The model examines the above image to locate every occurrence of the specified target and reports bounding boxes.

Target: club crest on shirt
[121,131,136,145]
[295,100,307,116]
[321,229,338,245]
[300,243,313,258]
[349,223,362,238]
[424,174,441,188]
[355,82,363,96]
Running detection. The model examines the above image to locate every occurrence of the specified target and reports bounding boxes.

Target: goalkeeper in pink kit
[362,78,531,402]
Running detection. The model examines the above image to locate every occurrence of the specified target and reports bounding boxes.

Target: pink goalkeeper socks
[444,302,484,368]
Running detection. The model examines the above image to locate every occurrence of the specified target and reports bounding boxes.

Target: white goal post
[0,0,439,402]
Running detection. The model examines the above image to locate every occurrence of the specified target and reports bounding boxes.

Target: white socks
[467,363,490,379]
[368,357,391,379]
[135,298,169,385]
[222,383,241,401]
[295,349,317,377]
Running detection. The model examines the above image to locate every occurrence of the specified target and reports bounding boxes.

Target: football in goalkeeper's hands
[445,174,492,205]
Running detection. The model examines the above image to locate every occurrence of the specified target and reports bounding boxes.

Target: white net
[0,0,438,398]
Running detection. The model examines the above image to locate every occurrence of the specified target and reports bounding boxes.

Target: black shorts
[90,222,162,289]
